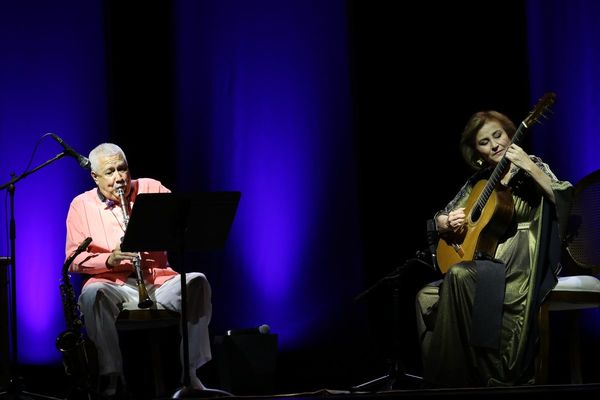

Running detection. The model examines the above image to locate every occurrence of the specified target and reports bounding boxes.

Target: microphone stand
[351,257,430,392]
[351,220,441,393]
[0,152,72,400]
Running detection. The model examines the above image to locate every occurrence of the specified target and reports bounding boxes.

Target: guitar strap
[470,258,506,350]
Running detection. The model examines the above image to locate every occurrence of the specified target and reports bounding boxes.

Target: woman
[415,110,572,387]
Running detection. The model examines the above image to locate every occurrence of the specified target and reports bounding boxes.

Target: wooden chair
[536,169,600,384]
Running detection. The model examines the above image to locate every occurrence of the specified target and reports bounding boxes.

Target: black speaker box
[213,333,277,395]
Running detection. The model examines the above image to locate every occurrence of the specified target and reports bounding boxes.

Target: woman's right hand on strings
[446,207,466,232]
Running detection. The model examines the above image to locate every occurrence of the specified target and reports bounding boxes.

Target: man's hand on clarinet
[106,245,138,269]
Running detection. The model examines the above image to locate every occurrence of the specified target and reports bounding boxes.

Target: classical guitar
[436,92,556,274]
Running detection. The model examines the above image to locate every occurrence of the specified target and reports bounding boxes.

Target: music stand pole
[179,242,190,389]
[172,236,233,399]
[170,201,233,399]
[0,152,71,400]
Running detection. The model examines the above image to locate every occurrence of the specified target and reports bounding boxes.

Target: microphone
[50,133,91,169]
[226,324,270,336]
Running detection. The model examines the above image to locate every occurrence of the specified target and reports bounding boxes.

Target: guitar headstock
[524,92,556,127]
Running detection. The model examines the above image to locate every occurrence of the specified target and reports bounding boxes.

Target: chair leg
[567,311,582,384]
[536,303,550,384]
[148,330,166,396]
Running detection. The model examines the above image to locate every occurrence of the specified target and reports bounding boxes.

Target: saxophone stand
[121,192,241,399]
[0,152,78,400]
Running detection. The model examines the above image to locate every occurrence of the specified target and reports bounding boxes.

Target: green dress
[416,156,572,387]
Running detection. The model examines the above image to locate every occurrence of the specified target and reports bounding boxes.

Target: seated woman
[415,109,572,387]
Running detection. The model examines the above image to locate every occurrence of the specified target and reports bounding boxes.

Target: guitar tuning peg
[542,109,554,120]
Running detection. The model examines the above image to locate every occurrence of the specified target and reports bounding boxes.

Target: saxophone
[56,236,99,397]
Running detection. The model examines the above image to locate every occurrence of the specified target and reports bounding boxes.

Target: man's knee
[79,282,109,310]
[79,282,123,319]
[184,273,212,321]
[186,273,211,297]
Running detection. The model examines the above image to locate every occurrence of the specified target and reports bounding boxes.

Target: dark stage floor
[2,365,600,400]
[3,384,600,400]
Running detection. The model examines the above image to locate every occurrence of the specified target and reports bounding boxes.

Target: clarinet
[56,237,99,396]
[116,187,154,309]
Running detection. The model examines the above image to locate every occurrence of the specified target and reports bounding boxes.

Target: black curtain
[105,0,177,186]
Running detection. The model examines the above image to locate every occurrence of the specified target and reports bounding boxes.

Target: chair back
[564,169,600,275]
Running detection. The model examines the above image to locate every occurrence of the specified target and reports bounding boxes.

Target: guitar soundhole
[471,206,481,223]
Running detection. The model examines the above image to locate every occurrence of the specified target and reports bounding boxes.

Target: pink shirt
[66,178,178,287]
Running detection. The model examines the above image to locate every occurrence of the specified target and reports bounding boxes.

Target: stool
[116,302,180,398]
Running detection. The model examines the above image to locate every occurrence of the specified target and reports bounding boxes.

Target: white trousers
[78,272,212,376]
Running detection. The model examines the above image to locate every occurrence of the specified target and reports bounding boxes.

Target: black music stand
[121,192,241,399]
